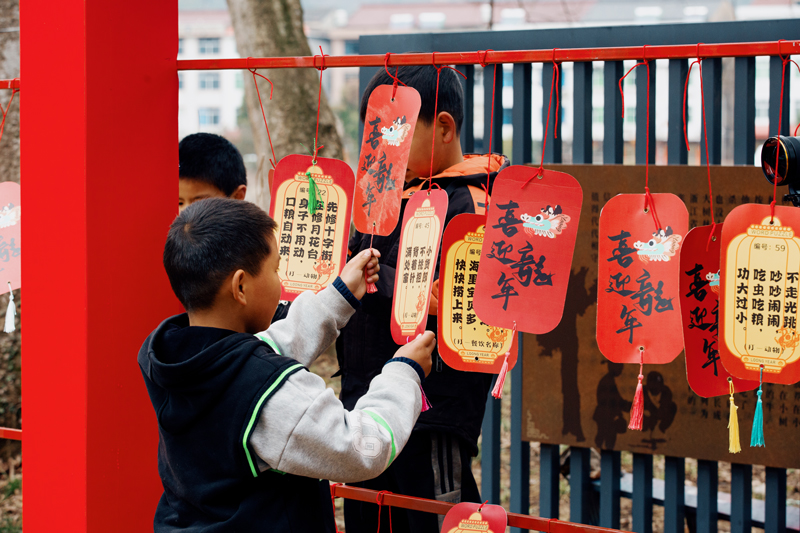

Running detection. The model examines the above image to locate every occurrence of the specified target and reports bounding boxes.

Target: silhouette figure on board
[642,371,677,433]
[593,361,631,449]
[537,267,597,442]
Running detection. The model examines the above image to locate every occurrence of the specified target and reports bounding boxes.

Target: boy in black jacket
[139,198,435,531]
[337,65,510,533]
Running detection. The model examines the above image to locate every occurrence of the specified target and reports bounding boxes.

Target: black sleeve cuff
[387,357,425,383]
[332,276,361,309]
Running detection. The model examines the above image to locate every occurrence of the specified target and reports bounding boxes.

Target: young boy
[337,65,510,532]
[139,198,435,531]
[178,133,247,212]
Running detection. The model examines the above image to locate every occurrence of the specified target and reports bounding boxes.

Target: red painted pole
[0,80,19,90]
[21,1,178,531]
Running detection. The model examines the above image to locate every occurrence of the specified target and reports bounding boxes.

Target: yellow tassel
[728,378,741,454]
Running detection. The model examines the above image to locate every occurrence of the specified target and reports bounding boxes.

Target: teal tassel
[750,389,765,447]
[306,171,320,215]
[751,367,765,448]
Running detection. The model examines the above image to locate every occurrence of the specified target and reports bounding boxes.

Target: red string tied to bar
[247,59,278,169]
[384,53,408,101]
[312,46,329,163]
[0,78,20,151]
[769,40,799,222]
[479,49,496,216]
[365,224,378,294]
[427,52,467,192]
[682,48,718,250]
[619,47,661,233]
[375,490,393,533]
[522,49,560,188]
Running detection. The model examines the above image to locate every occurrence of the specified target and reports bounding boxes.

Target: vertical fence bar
[510,332,530,533]
[664,456,685,533]
[765,467,787,533]
[733,57,756,165]
[570,447,594,525]
[636,58,656,165]
[668,59,689,165]
[632,453,653,533]
[573,61,593,164]
[700,58,722,165]
[540,444,560,519]
[730,463,752,533]
[481,391,501,504]
[769,55,791,136]
[604,61,624,164]
[599,451,621,529]
[697,459,719,533]
[458,64,475,154]
[542,62,562,163]
[512,63,533,165]
[485,63,504,154]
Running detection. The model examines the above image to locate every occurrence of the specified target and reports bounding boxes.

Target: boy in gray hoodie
[138,198,434,532]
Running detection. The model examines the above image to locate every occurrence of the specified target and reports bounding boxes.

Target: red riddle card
[441,502,507,533]
[596,193,688,364]
[268,154,354,302]
[720,204,800,385]
[390,188,448,345]
[473,166,582,334]
[437,213,516,373]
[0,182,20,294]
[679,223,758,397]
[354,85,421,236]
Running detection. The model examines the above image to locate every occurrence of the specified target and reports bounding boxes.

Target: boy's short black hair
[360,65,464,136]
[179,133,247,196]
[164,198,277,311]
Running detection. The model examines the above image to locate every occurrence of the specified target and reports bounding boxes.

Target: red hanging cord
[619,47,661,233]
[769,42,800,219]
[683,47,718,250]
[427,52,467,192]
[0,80,20,150]
[247,59,277,169]
[312,46,329,163]
[375,490,393,533]
[384,53,408,100]
[522,49,560,187]
[478,50,496,215]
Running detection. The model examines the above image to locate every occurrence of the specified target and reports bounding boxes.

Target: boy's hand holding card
[340,248,381,300]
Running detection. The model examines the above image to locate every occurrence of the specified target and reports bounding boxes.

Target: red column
[21,1,178,530]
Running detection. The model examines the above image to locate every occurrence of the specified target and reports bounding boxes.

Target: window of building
[178,38,184,55]
[178,73,183,90]
[198,38,221,55]
[198,108,221,126]
[235,72,244,89]
[344,40,359,56]
[199,73,220,90]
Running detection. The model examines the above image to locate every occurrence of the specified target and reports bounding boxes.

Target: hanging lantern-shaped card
[438,213,516,373]
[441,502,507,533]
[719,204,800,385]
[597,193,688,363]
[473,166,582,334]
[354,85,421,236]
[680,224,759,397]
[269,154,355,302]
[391,188,448,344]
[0,182,20,294]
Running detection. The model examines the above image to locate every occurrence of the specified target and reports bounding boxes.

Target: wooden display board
[522,165,800,469]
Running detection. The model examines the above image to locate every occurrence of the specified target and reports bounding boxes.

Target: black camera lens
[761,135,800,186]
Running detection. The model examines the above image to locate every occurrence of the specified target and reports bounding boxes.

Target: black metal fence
[359,19,800,533]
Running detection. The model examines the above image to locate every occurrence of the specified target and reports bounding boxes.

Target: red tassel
[419,385,432,412]
[628,363,644,431]
[366,276,378,294]
[491,351,509,399]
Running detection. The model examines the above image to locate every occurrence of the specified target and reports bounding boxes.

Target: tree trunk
[0,0,20,184]
[226,0,343,209]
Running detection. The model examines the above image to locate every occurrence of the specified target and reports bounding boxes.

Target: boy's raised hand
[340,248,381,300]
[392,331,435,377]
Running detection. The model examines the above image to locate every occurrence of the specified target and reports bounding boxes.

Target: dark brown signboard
[522,164,800,469]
